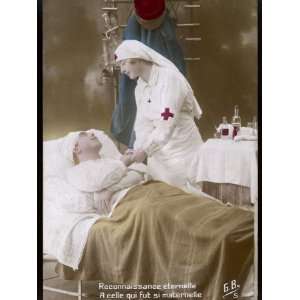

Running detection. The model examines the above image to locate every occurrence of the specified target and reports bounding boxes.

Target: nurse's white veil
[114,40,202,119]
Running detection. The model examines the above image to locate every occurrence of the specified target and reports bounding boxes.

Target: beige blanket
[57,181,254,300]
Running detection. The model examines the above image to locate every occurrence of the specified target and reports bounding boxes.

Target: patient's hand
[120,153,134,166]
[125,149,134,155]
[132,149,147,163]
[94,189,115,215]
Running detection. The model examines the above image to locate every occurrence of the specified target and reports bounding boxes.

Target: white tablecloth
[191,139,258,203]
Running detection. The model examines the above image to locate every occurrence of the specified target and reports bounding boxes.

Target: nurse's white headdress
[114,40,202,119]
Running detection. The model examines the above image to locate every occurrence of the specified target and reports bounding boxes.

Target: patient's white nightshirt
[66,158,127,193]
[66,158,146,215]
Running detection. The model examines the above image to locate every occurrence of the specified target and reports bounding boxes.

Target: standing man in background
[111,0,186,150]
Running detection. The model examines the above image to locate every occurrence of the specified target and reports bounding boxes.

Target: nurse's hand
[132,149,147,163]
[120,153,134,166]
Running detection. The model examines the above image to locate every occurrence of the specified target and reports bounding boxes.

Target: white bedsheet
[43,176,135,269]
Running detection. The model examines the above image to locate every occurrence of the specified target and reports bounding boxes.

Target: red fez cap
[134,0,165,20]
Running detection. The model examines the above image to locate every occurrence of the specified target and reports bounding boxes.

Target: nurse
[110,0,186,149]
[114,40,203,191]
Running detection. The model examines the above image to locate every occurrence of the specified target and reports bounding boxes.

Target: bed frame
[43,254,85,299]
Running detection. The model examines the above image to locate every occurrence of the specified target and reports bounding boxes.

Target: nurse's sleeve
[133,86,154,150]
[142,72,188,156]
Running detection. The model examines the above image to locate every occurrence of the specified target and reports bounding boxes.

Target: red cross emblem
[161,108,174,120]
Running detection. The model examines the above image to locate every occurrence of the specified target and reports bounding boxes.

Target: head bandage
[61,132,80,163]
[114,40,202,119]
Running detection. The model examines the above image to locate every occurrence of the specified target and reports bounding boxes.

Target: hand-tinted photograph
[41,1,260,299]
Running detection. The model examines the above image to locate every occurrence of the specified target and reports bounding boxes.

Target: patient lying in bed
[44,130,254,298]
[63,130,147,215]
[44,129,148,270]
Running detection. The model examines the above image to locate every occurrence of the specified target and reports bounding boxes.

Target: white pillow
[43,130,121,179]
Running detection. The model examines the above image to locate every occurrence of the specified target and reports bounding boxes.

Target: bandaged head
[61,130,102,164]
[61,132,80,163]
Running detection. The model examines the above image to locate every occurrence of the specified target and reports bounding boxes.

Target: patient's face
[76,131,102,154]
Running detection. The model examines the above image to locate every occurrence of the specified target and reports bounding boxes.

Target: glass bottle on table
[219,116,230,140]
[231,105,241,138]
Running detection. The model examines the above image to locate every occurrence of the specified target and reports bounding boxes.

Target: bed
[43,130,254,300]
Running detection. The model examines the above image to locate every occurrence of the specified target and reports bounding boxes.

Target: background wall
[43,0,257,141]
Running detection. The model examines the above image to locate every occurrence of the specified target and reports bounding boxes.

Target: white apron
[133,64,203,189]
